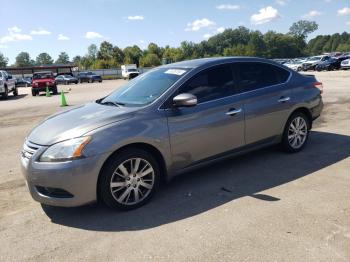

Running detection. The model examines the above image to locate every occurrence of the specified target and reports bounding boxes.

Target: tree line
[0,20,349,69]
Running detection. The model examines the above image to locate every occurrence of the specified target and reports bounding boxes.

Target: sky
[1,0,350,64]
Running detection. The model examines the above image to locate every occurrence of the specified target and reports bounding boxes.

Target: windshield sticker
[164,69,186,76]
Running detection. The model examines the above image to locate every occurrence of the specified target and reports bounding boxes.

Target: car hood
[28,102,137,145]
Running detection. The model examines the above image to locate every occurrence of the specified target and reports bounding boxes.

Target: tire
[99,148,161,210]
[2,86,8,99]
[31,89,37,96]
[281,112,310,153]
[52,85,58,95]
[13,87,18,96]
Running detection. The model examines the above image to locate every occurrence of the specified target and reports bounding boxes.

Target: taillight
[314,82,323,94]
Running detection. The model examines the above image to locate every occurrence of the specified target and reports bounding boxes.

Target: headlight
[39,136,91,162]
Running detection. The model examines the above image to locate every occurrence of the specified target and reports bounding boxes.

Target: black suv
[77,72,102,83]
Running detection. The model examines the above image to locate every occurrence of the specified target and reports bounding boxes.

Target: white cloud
[216,4,240,10]
[30,28,51,35]
[9,26,21,33]
[85,31,103,39]
[250,6,280,25]
[338,7,350,16]
[217,27,225,33]
[302,10,323,19]
[58,34,70,41]
[203,33,212,39]
[0,26,32,44]
[185,18,216,31]
[346,21,350,26]
[275,0,287,6]
[0,44,8,49]
[127,15,144,20]
[324,0,332,3]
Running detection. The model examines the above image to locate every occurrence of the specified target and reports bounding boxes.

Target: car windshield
[33,73,53,79]
[127,69,137,72]
[87,72,94,75]
[99,67,188,107]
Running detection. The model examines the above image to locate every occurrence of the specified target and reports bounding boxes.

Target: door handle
[278,97,290,103]
[226,108,242,116]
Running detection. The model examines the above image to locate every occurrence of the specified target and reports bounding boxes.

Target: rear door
[233,62,292,145]
[166,64,245,170]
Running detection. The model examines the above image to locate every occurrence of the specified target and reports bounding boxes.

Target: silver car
[21,57,324,210]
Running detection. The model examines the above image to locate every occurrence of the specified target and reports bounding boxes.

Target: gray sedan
[21,57,323,210]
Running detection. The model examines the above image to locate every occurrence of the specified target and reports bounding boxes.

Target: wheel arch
[288,107,313,130]
[96,142,168,200]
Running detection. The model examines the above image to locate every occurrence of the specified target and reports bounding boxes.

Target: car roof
[161,57,281,69]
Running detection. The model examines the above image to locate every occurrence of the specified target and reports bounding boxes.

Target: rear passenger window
[236,63,290,92]
[179,65,235,103]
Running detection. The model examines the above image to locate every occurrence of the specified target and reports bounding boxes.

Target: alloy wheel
[288,117,308,149]
[110,158,155,206]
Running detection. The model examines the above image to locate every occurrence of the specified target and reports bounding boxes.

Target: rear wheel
[99,148,160,210]
[281,112,310,153]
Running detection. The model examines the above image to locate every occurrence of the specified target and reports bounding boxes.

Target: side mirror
[173,93,197,107]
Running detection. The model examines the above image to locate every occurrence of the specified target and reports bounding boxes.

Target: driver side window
[179,65,235,104]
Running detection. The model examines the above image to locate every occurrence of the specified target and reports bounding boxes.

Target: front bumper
[32,86,56,92]
[20,141,109,207]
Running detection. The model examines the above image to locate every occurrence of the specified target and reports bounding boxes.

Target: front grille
[21,141,40,160]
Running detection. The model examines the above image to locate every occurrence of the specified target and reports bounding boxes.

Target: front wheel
[52,85,58,95]
[99,148,160,210]
[13,87,18,96]
[2,86,8,99]
[31,89,37,96]
[281,112,310,153]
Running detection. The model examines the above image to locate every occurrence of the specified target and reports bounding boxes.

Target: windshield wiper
[98,100,125,107]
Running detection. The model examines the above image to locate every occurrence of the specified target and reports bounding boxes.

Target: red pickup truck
[31,71,58,96]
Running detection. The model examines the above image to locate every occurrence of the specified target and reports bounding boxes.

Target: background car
[315,57,341,71]
[284,59,304,71]
[302,55,330,71]
[15,77,32,87]
[31,71,57,96]
[55,75,78,85]
[77,72,102,83]
[341,58,350,70]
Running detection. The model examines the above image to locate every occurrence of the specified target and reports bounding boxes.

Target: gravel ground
[0,72,349,261]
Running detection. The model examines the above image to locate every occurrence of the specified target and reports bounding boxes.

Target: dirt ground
[0,71,349,261]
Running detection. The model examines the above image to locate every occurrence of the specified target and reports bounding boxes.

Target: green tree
[140,53,161,67]
[36,53,53,65]
[123,45,143,65]
[55,52,70,64]
[97,41,113,60]
[15,52,33,67]
[289,20,318,39]
[88,44,98,60]
[0,52,9,67]
[112,46,125,65]
[72,55,82,65]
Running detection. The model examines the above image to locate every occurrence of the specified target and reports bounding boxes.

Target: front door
[166,64,245,170]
